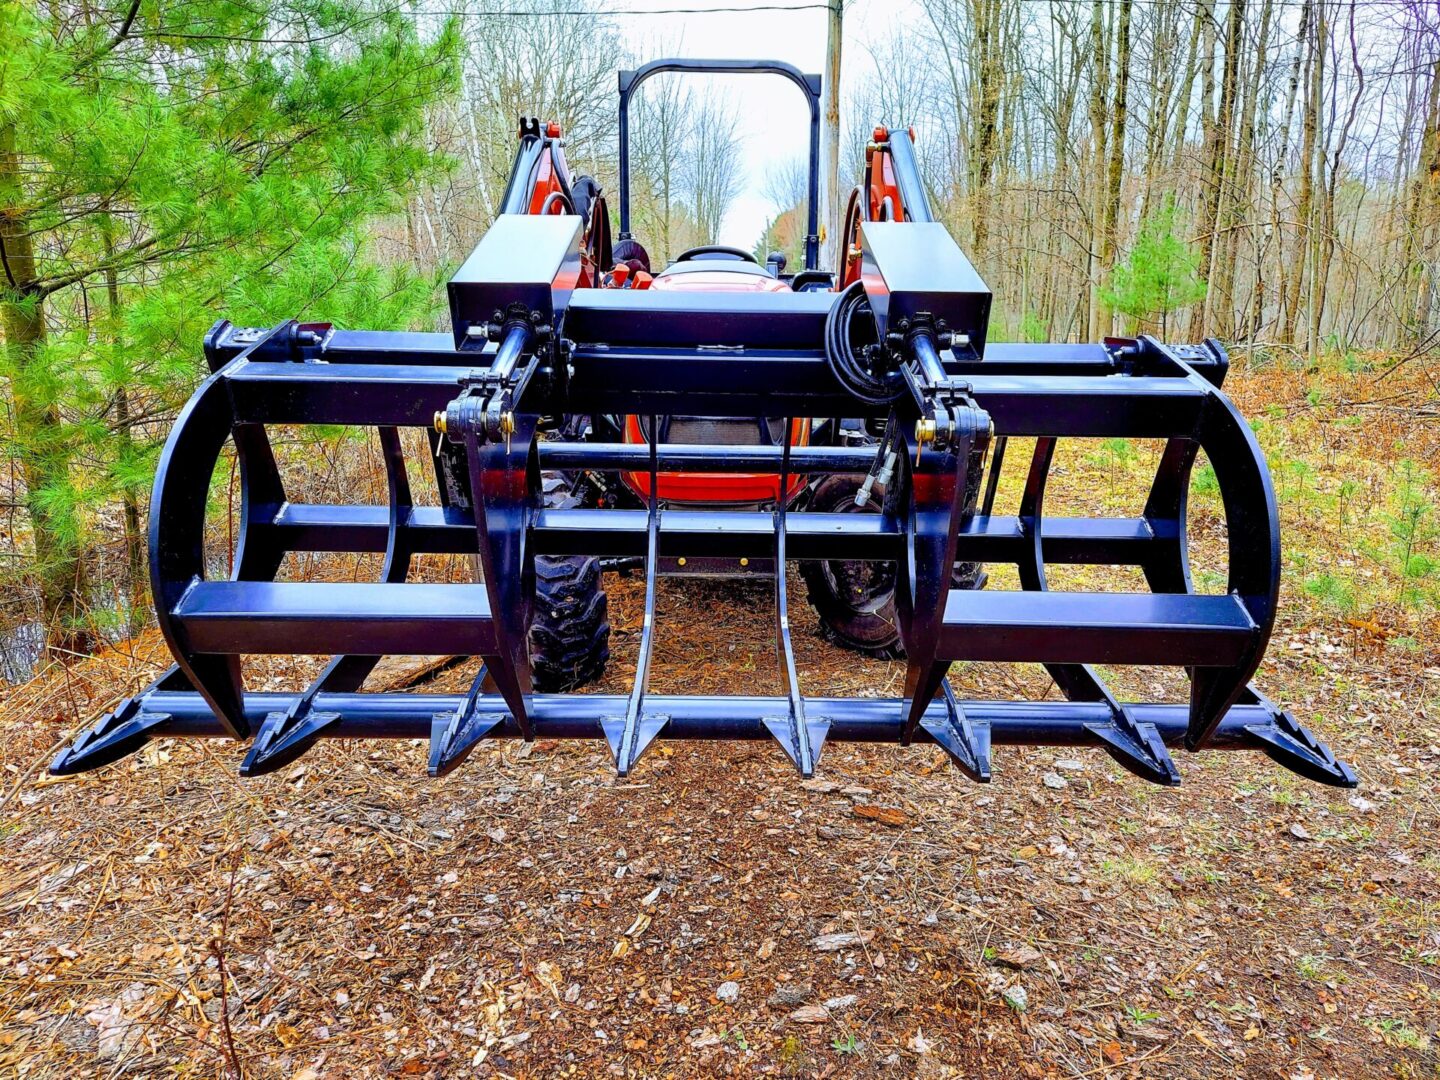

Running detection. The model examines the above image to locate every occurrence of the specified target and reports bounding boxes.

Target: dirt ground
[1,360,1437,1079]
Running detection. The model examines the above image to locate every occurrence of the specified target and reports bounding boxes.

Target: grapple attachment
[53,205,1354,789]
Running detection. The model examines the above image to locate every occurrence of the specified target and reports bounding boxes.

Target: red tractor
[50,57,1355,789]
[478,60,983,691]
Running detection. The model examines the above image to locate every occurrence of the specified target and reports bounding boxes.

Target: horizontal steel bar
[538,442,878,473]
[227,361,467,425]
[963,375,1209,437]
[259,504,1175,565]
[207,325,463,367]
[174,581,496,655]
[939,591,1256,666]
[268,505,474,554]
[226,354,1212,435]
[568,352,1215,430]
[533,508,896,560]
[121,690,1275,748]
[207,325,1218,379]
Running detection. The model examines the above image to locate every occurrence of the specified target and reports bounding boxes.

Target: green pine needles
[1,0,461,650]
[1101,196,1208,336]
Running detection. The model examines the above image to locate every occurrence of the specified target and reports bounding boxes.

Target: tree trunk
[1207,0,1252,339]
[1406,58,1440,344]
[970,0,1006,261]
[1189,0,1238,340]
[1304,2,1328,357]
[101,243,146,638]
[1085,0,1109,341]
[1284,0,1318,346]
[1,122,94,657]
[1096,0,1132,335]
[1169,4,1205,170]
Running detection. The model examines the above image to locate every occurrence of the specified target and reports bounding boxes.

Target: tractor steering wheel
[674,245,758,264]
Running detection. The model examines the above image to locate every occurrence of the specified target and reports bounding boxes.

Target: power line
[456,2,830,13]
[449,0,1435,11]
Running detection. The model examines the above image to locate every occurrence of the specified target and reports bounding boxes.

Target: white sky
[603,0,921,249]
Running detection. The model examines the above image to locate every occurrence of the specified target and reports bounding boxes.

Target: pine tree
[0,1,459,653]
[1100,196,1208,336]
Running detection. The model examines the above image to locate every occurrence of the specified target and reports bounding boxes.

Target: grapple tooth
[602,714,669,776]
[50,701,173,776]
[428,665,506,777]
[240,709,341,777]
[428,710,506,777]
[1244,710,1357,789]
[920,680,991,782]
[1086,711,1182,787]
[764,717,832,778]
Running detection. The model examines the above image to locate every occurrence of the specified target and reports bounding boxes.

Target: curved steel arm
[617,58,822,270]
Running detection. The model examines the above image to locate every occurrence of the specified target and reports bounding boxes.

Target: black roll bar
[617,58,823,271]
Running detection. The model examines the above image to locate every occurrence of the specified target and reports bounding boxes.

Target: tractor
[53,59,1355,791]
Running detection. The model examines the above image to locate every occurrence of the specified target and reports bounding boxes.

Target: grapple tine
[602,715,670,777]
[1007,431,1179,786]
[243,427,414,778]
[51,665,189,775]
[460,406,538,740]
[239,652,368,776]
[762,717,832,779]
[896,385,988,745]
[765,417,829,778]
[241,708,342,777]
[920,678,991,782]
[1236,687,1357,788]
[605,417,669,776]
[50,698,174,776]
[428,666,506,777]
[1086,709,1182,787]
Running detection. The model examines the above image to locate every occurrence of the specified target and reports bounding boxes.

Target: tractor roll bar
[617,58,822,271]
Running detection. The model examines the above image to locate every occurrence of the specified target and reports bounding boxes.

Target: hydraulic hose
[824,281,905,406]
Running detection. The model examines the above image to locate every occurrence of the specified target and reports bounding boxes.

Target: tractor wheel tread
[800,471,986,662]
[529,471,611,693]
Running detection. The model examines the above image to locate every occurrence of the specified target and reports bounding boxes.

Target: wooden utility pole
[822,0,843,273]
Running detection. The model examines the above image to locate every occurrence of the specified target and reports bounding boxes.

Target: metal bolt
[739,558,749,567]
[433,411,447,433]
[466,324,485,338]
[677,557,687,567]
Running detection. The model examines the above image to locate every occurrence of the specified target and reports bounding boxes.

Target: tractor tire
[800,473,986,660]
[529,476,611,692]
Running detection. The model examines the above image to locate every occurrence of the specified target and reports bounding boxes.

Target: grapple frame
[53,70,1355,789]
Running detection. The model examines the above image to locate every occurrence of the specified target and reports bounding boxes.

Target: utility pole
[822,0,843,273]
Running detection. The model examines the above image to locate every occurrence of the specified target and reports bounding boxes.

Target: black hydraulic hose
[539,190,574,215]
[824,281,905,406]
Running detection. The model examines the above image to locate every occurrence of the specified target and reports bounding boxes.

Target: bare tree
[631,67,697,263]
[685,99,744,244]
[764,157,810,215]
